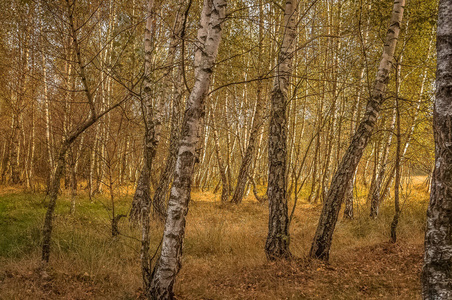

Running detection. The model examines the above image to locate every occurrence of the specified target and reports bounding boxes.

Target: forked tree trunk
[148,0,226,298]
[41,0,126,269]
[265,0,297,260]
[309,0,405,261]
[421,0,452,297]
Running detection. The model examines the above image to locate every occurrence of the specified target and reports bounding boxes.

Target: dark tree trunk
[231,94,264,204]
[265,0,297,260]
[421,0,452,297]
[390,85,401,243]
[41,0,126,270]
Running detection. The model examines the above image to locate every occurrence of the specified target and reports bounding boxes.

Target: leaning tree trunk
[421,0,452,297]
[148,0,226,298]
[370,108,396,218]
[265,0,297,261]
[230,91,264,204]
[230,2,265,204]
[309,0,405,261]
[41,0,126,269]
[343,1,372,219]
[370,18,409,217]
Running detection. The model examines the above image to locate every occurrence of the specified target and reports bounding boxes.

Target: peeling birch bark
[152,1,185,219]
[422,0,452,297]
[129,0,161,225]
[148,0,226,298]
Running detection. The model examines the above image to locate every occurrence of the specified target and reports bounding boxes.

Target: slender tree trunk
[42,36,54,187]
[152,1,185,218]
[148,1,226,298]
[1,119,13,183]
[370,17,409,217]
[343,1,372,218]
[265,0,297,261]
[390,78,401,243]
[309,0,405,261]
[70,135,84,214]
[421,0,452,297]
[129,0,162,224]
[231,1,265,204]
[370,108,396,218]
[26,97,35,190]
[89,126,98,200]
[211,104,229,203]
[231,94,264,204]
[42,144,68,266]
[379,27,435,205]
[9,116,20,184]
[41,0,123,269]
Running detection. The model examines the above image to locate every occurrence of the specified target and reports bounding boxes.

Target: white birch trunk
[149,0,226,298]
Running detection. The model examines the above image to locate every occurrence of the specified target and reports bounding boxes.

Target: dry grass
[0,180,429,299]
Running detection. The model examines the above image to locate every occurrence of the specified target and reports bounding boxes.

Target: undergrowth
[0,180,429,299]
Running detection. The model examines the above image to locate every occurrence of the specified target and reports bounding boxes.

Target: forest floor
[0,178,429,299]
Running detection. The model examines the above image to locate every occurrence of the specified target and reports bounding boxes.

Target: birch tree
[148,0,227,298]
[40,0,132,270]
[265,0,298,260]
[309,0,405,261]
[421,0,452,297]
[230,0,265,205]
[129,0,162,224]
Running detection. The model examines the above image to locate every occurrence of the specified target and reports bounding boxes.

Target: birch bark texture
[265,0,298,260]
[421,0,452,297]
[309,0,405,261]
[148,0,226,298]
[129,0,161,224]
[152,0,185,218]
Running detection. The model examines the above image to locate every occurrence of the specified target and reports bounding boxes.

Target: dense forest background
[0,0,442,299]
